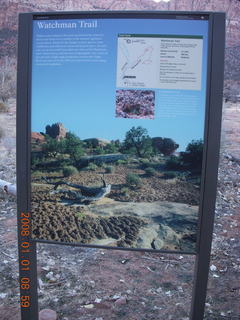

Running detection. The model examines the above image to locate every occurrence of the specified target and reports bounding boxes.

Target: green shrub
[105,165,114,173]
[63,165,78,177]
[180,139,203,172]
[76,212,86,220]
[126,173,141,187]
[86,163,98,171]
[165,156,182,170]
[145,167,157,176]
[121,187,130,195]
[116,159,127,166]
[31,170,43,177]
[163,171,177,179]
[31,155,42,168]
[0,102,8,113]
[140,158,151,168]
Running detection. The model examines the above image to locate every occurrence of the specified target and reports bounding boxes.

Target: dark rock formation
[45,122,67,140]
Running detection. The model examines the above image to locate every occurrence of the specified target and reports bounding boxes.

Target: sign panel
[30,14,209,253]
[17,11,225,320]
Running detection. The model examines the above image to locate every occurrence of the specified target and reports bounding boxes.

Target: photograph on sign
[31,15,209,253]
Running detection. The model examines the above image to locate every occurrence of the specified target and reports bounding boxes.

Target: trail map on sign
[116,34,203,90]
[117,36,156,88]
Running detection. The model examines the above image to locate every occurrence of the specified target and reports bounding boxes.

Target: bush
[165,155,182,170]
[0,102,8,113]
[152,137,179,156]
[163,171,177,179]
[105,166,114,173]
[121,187,130,195]
[116,159,127,166]
[180,140,203,172]
[86,163,98,171]
[140,158,151,168]
[145,167,157,176]
[126,173,141,187]
[63,166,78,177]
[31,170,43,177]
[31,156,42,169]
[76,212,86,220]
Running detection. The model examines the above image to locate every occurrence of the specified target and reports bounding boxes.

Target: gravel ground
[0,100,239,320]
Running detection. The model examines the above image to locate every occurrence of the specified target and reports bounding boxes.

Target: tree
[42,136,62,158]
[180,139,203,172]
[152,137,179,156]
[123,126,152,158]
[104,142,118,154]
[64,132,84,164]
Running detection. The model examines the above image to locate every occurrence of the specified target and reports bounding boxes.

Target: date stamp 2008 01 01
[19,211,31,310]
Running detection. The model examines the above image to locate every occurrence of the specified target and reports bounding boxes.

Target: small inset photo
[116,89,155,119]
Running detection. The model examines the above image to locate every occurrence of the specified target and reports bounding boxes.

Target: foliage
[64,132,84,163]
[165,155,182,170]
[180,139,203,172]
[104,142,118,154]
[31,170,43,177]
[86,163,98,171]
[126,173,141,187]
[121,187,130,195]
[116,159,127,165]
[94,146,104,154]
[145,167,157,176]
[152,137,179,156]
[62,165,78,177]
[140,158,151,168]
[76,212,86,220]
[163,171,177,179]
[31,155,43,169]
[123,126,153,158]
[105,165,114,173]
[42,136,63,158]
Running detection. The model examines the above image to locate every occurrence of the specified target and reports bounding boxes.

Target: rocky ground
[0,100,239,320]
[31,163,200,252]
[32,162,201,206]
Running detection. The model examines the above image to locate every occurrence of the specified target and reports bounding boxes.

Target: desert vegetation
[31,123,203,252]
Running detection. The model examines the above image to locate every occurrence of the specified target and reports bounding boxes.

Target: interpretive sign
[29,14,210,253]
[17,11,225,320]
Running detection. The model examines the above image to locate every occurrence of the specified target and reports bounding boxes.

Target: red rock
[31,132,45,143]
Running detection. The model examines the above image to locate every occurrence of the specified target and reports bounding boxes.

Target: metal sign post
[190,12,225,320]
